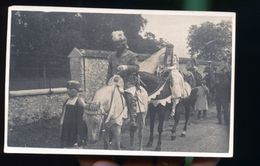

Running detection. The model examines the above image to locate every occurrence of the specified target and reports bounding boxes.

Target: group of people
[59,30,231,148]
[186,56,231,124]
[60,30,142,148]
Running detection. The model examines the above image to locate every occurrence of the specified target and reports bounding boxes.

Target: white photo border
[4,5,236,157]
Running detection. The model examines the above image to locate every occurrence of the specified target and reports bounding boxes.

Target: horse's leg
[103,127,109,150]
[155,105,165,151]
[130,127,135,149]
[146,105,156,147]
[171,103,181,140]
[137,112,145,151]
[130,117,136,149]
[181,101,191,137]
[111,124,121,150]
[108,129,113,146]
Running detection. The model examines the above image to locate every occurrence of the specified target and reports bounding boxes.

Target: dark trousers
[216,98,230,125]
[124,92,137,125]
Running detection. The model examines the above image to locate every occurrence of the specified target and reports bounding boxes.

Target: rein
[84,109,103,116]
[104,85,116,121]
[136,90,144,122]
[109,86,126,121]
[104,85,125,123]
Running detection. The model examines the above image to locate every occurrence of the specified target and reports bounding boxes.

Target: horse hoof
[181,131,186,137]
[145,142,153,148]
[155,146,161,151]
[171,135,176,140]
[129,146,135,150]
[120,144,126,149]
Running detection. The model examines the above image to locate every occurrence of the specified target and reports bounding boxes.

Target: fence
[9,55,70,90]
[8,49,219,91]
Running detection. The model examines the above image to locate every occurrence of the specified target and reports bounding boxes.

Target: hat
[67,80,81,91]
[111,30,127,42]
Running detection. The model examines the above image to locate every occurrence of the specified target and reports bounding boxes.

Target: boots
[124,92,138,130]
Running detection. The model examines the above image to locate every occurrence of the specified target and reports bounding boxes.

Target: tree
[187,21,232,61]
[10,11,161,82]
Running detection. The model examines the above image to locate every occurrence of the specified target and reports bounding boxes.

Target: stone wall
[8,89,67,128]
[83,58,109,101]
[70,55,84,86]
[68,48,110,101]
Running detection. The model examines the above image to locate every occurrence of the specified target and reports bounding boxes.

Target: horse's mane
[139,71,159,81]
[139,71,162,94]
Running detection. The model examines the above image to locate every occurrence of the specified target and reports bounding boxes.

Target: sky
[141,14,232,58]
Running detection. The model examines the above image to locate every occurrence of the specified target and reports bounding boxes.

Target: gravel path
[8,106,230,153]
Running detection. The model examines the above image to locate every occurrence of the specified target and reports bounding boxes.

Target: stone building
[68,48,115,100]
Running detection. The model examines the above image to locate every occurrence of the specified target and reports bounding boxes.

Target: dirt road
[8,106,230,153]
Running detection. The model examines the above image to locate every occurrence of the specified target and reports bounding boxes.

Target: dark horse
[139,71,198,151]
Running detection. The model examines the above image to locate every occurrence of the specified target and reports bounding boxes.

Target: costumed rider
[162,44,187,117]
[106,30,140,130]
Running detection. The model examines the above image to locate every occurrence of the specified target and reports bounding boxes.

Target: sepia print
[5,6,235,157]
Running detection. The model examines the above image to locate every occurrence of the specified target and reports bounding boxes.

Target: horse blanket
[169,69,187,99]
[125,86,149,113]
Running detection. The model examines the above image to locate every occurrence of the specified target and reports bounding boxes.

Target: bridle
[85,84,126,125]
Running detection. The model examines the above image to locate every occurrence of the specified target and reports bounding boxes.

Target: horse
[83,75,126,149]
[170,83,198,140]
[139,71,196,151]
[83,75,148,150]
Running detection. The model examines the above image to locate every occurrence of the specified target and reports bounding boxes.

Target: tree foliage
[10,11,162,79]
[187,21,232,61]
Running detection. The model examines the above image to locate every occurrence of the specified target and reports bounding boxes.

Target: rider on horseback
[160,44,187,117]
[107,30,140,130]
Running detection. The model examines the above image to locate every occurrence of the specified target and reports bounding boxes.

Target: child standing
[194,80,209,120]
[60,80,87,148]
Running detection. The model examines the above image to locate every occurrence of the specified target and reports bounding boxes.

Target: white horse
[83,75,148,150]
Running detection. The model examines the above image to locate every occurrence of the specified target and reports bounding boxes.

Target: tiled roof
[79,49,115,59]
[70,48,151,61]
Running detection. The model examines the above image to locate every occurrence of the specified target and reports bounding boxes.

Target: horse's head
[84,102,103,144]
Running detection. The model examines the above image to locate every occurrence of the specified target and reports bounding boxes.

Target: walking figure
[194,80,209,120]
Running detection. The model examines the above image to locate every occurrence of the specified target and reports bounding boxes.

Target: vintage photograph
[5,6,235,157]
